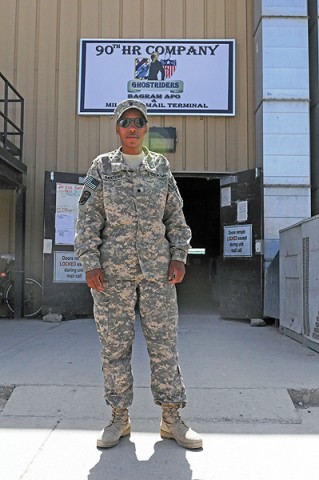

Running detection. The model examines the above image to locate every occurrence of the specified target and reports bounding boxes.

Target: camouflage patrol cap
[114,99,148,122]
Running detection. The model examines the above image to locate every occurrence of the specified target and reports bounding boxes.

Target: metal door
[218,169,263,319]
[42,171,93,317]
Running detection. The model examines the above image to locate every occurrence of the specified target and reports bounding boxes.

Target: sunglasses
[117,117,147,128]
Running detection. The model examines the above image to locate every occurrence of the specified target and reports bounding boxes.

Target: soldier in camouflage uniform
[75,99,202,449]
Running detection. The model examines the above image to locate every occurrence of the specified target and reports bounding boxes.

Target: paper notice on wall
[237,200,248,222]
[55,183,83,245]
[43,239,53,254]
[55,216,75,245]
[56,183,83,213]
[221,187,231,207]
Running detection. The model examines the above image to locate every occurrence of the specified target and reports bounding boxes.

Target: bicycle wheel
[5,277,42,318]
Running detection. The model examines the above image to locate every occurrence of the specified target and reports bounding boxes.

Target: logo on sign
[162,58,177,79]
[134,54,177,81]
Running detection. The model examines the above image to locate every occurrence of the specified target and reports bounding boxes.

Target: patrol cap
[114,99,148,123]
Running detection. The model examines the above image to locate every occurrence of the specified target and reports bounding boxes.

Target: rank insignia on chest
[84,175,100,191]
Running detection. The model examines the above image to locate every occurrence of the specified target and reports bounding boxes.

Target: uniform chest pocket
[102,172,131,219]
[146,172,169,188]
[142,174,168,210]
[102,173,128,204]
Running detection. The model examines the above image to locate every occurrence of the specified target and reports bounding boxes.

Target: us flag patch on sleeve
[84,175,100,191]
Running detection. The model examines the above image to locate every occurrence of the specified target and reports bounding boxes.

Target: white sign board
[78,39,235,116]
[54,252,85,283]
[223,225,252,257]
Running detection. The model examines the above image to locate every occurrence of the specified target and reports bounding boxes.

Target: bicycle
[0,254,42,318]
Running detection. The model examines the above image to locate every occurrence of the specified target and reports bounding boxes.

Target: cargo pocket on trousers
[91,289,110,345]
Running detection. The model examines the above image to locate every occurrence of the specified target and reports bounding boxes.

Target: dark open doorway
[174,176,220,314]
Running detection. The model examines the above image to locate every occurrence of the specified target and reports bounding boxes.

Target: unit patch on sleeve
[79,190,91,205]
[84,175,100,191]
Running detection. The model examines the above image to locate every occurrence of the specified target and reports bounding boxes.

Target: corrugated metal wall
[0,0,255,277]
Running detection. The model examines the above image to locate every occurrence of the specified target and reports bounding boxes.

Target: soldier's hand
[168,260,185,284]
[86,268,105,291]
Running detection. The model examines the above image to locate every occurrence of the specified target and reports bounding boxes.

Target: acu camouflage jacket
[74,147,191,281]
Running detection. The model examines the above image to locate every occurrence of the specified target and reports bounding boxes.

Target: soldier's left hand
[168,260,185,284]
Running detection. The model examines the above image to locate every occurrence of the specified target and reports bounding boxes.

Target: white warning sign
[54,252,86,283]
[223,224,252,257]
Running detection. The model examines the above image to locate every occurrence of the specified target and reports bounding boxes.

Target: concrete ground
[0,314,319,480]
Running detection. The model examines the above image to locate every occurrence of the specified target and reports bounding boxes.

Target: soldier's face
[116,109,148,154]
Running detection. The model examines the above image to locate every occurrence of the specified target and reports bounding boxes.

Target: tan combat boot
[97,407,131,448]
[160,404,203,449]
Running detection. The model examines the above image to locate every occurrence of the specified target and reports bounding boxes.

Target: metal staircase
[0,72,27,186]
[0,72,27,318]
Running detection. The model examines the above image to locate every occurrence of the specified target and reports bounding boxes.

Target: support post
[14,186,26,318]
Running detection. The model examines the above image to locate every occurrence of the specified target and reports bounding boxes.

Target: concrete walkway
[0,314,319,480]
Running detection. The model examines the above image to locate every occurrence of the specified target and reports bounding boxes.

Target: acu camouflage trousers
[92,275,186,409]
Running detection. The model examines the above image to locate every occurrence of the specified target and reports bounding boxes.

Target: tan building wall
[0,0,255,278]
